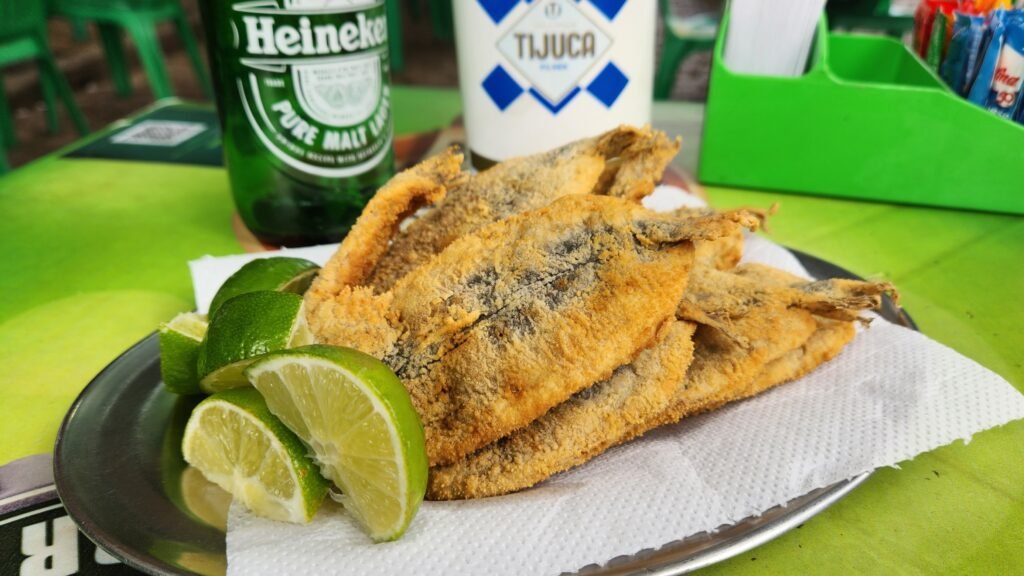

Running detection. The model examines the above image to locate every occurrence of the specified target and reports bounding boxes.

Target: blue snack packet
[974,22,1024,118]
[960,14,988,95]
[966,11,1017,108]
[943,13,986,94]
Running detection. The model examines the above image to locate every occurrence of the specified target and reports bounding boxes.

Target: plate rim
[54,249,913,576]
[53,332,200,576]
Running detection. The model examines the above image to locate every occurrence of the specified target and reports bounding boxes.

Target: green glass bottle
[201,0,394,247]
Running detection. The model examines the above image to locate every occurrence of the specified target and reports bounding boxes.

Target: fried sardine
[427,320,697,500]
[427,264,892,499]
[306,195,757,466]
[363,126,679,291]
[641,264,893,432]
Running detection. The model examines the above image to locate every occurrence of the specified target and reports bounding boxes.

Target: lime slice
[179,465,232,531]
[208,257,319,318]
[181,388,329,524]
[159,312,208,395]
[198,291,315,393]
[245,345,428,541]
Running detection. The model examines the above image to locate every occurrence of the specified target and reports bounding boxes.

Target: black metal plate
[54,250,912,576]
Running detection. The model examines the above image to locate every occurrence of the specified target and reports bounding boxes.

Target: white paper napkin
[724,0,826,77]
[192,192,1024,576]
[188,244,339,314]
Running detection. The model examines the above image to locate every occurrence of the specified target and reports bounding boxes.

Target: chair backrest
[659,0,672,19]
[0,1,46,39]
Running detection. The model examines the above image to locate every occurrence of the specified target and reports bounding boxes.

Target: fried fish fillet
[364,126,680,291]
[734,264,897,323]
[637,265,891,433]
[427,319,697,500]
[744,317,856,399]
[630,317,855,441]
[425,264,887,499]
[314,147,465,290]
[306,195,757,466]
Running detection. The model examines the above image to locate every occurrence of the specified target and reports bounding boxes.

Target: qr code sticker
[112,120,207,146]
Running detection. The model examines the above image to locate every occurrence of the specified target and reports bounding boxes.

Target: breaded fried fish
[638,265,893,433]
[306,196,758,466]
[425,264,888,499]
[314,147,466,290]
[427,320,697,500]
[364,126,679,291]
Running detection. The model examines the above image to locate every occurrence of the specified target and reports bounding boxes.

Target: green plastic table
[1,87,1022,574]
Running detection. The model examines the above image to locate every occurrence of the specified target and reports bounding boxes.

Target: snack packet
[960,13,990,94]
[943,12,988,94]
[971,0,1013,11]
[990,25,1024,117]
[968,14,1024,118]
[915,0,961,57]
[927,6,956,70]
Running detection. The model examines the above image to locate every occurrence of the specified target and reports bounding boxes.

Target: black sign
[64,103,224,168]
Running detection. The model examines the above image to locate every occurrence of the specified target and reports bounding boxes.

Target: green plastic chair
[50,0,213,100]
[0,1,88,146]
[429,0,453,42]
[654,0,718,100]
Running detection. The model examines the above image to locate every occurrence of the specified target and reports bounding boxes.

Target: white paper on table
[189,190,1024,576]
[188,244,338,314]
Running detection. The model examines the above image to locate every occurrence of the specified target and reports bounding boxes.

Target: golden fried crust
[733,264,898,323]
[366,126,680,291]
[307,196,755,466]
[661,318,857,424]
[312,148,465,291]
[744,317,856,397]
[632,263,885,436]
[387,196,711,466]
[595,125,680,201]
[696,228,744,270]
[633,266,824,433]
[427,320,696,500]
[657,298,819,428]
[304,285,396,359]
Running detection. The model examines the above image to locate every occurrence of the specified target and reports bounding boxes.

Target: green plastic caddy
[699,15,1024,215]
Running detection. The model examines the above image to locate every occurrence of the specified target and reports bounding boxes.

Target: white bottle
[454,0,656,168]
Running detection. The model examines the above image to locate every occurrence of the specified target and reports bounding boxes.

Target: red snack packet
[915,0,961,57]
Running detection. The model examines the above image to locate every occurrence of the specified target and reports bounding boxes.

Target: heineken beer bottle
[202,0,394,246]
[453,0,655,169]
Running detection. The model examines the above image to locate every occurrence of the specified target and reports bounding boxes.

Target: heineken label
[231,0,391,177]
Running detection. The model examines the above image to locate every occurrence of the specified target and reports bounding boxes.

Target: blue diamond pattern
[529,87,581,115]
[587,62,628,108]
[588,0,626,20]
[482,65,524,111]
[478,0,521,24]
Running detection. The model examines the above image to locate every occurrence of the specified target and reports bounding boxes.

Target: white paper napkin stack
[724,0,826,77]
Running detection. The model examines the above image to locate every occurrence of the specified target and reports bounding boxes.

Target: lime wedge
[179,465,232,531]
[209,257,319,318]
[181,388,329,524]
[198,291,315,393]
[245,345,428,541]
[159,312,208,395]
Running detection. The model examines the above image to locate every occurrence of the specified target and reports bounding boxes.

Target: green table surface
[2,86,1022,574]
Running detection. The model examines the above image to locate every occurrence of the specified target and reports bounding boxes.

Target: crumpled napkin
[190,190,1024,576]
